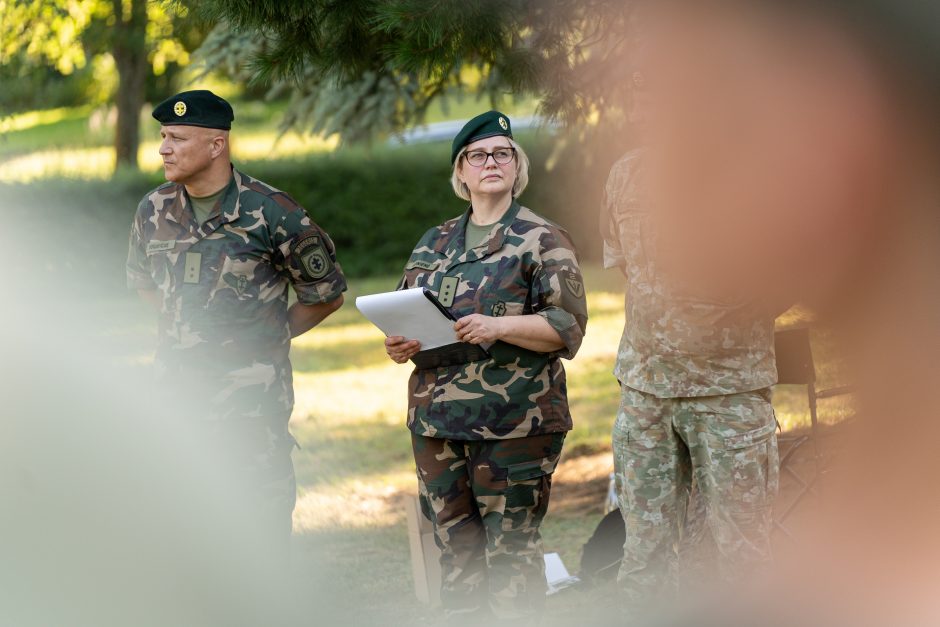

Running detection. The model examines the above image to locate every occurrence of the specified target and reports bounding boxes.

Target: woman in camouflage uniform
[385,111,588,622]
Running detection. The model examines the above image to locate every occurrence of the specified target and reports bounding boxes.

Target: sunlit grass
[285,269,851,620]
[94,265,849,619]
[0,106,88,134]
[0,96,538,183]
[0,132,340,182]
[9,97,851,618]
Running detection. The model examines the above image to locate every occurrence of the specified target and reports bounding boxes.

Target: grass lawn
[284,267,851,623]
[47,267,852,625]
[5,101,852,623]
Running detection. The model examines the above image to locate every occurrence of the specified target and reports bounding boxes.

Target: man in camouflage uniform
[126,90,346,554]
[387,112,588,623]
[602,76,781,612]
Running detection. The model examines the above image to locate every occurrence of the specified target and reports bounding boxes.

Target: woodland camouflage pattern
[613,387,779,608]
[603,149,780,609]
[126,168,346,535]
[403,200,583,619]
[601,149,777,398]
[413,432,565,620]
[398,200,588,440]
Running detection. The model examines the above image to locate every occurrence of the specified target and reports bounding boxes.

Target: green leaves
[190,0,639,143]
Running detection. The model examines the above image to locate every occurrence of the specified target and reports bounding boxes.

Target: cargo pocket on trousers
[502,460,555,533]
[721,420,779,512]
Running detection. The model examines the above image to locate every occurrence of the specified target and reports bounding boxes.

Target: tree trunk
[112,0,148,171]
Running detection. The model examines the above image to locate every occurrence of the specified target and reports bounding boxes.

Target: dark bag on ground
[579,509,625,585]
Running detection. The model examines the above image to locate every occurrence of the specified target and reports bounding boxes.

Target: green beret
[152,89,234,130]
[451,111,513,164]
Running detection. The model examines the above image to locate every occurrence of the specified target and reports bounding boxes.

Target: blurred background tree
[1,0,639,172]
[0,0,204,170]
[188,0,636,148]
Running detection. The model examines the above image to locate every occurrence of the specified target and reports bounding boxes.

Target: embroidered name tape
[146,240,176,254]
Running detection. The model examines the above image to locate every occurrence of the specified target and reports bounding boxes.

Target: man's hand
[385,336,421,364]
[454,314,503,345]
[288,294,344,338]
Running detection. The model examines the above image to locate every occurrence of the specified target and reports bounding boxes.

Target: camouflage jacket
[602,150,777,398]
[126,167,347,422]
[399,201,588,440]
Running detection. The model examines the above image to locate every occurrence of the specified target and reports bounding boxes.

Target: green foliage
[0,1,203,114]
[236,136,607,278]
[0,61,98,114]
[188,0,638,143]
[3,134,608,292]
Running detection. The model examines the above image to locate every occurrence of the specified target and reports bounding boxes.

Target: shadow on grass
[291,524,432,627]
[290,336,389,374]
[292,416,414,489]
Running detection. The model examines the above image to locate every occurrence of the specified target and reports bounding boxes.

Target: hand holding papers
[356,288,490,369]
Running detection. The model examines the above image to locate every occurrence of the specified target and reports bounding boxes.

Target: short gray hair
[450,138,530,201]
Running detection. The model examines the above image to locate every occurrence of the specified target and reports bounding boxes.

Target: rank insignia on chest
[183,252,202,283]
[293,234,333,281]
[438,276,459,308]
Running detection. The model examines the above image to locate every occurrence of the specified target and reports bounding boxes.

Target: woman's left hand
[454,314,503,345]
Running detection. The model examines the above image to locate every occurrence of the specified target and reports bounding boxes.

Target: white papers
[544,552,580,595]
[355,288,458,350]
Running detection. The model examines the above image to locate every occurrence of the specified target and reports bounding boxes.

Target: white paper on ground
[356,287,458,350]
[544,552,580,595]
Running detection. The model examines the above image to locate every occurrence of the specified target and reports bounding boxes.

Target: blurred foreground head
[639,0,940,304]
[632,1,940,624]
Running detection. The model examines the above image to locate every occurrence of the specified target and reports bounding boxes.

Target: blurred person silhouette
[602,63,787,617]
[0,275,347,626]
[126,90,347,560]
[604,0,940,624]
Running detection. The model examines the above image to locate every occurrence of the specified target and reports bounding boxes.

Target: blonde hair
[451,138,530,201]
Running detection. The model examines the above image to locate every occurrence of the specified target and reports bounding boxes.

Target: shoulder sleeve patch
[292,234,334,281]
[564,271,584,299]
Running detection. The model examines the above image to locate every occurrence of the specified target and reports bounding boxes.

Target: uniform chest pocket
[615,211,655,289]
[473,268,529,318]
[482,294,525,318]
[144,249,174,284]
[211,254,270,304]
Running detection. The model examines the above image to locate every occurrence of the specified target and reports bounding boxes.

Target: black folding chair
[772,326,852,539]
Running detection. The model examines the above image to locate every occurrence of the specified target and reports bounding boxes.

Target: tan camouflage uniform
[126,168,346,547]
[602,149,779,609]
[400,200,588,621]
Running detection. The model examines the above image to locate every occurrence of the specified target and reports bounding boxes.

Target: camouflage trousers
[613,386,779,610]
[205,414,298,561]
[412,432,565,623]
[166,403,298,562]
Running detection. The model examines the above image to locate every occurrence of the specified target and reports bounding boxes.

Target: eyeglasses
[463,147,516,167]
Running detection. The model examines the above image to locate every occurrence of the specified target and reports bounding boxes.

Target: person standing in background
[126,89,346,559]
[386,111,588,624]
[602,70,783,615]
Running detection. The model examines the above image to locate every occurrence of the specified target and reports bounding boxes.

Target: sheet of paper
[356,287,458,350]
[544,552,580,595]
